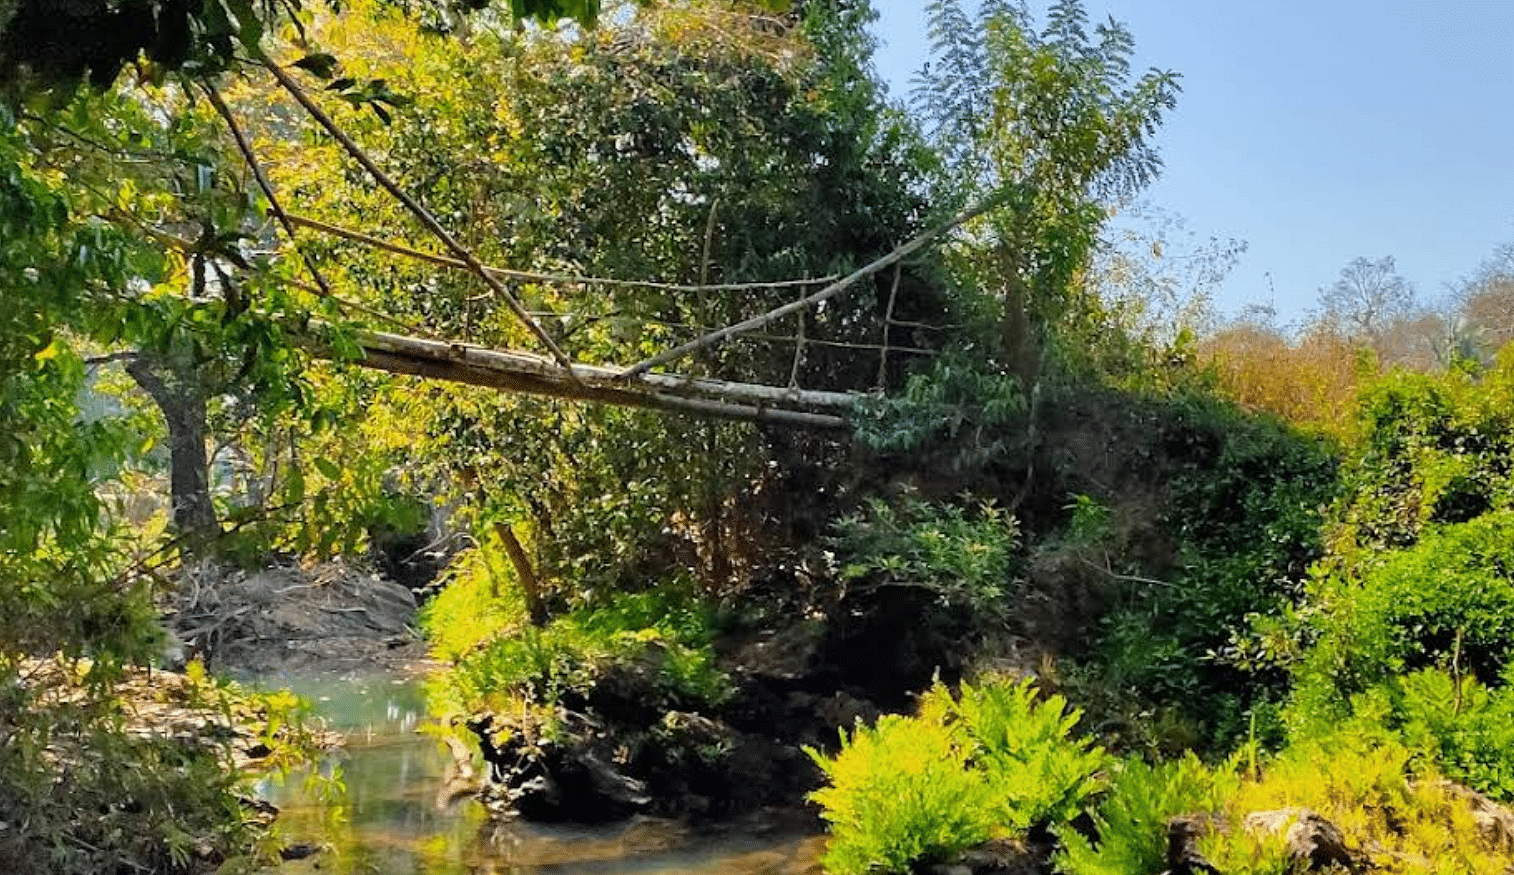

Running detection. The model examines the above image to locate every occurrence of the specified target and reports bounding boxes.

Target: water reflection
[254,673,822,875]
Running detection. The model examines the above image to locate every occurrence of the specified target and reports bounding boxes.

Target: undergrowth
[807,678,1104,875]
[0,655,323,874]
[421,540,730,725]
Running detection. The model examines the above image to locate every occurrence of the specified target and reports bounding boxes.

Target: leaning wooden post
[263,59,576,371]
[877,261,902,389]
[494,522,547,627]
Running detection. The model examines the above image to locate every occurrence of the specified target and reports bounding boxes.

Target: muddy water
[254,673,824,875]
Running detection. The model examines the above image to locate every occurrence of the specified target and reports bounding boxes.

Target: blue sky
[869,1,1514,323]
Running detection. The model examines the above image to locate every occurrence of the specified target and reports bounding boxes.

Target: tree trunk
[495,522,548,627]
[997,244,1040,391]
[126,352,219,554]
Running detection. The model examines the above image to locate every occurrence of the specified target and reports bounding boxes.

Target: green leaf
[293,53,340,80]
[313,457,341,480]
[223,0,265,53]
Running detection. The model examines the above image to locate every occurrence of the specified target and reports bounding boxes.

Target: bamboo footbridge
[240,65,1002,431]
[283,198,995,431]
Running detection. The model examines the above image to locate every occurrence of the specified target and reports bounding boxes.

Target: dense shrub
[1063,390,1337,753]
[1055,754,1227,875]
[807,712,1000,875]
[1339,357,1514,551]
[1204,738,1512,875]
[808,678,1103,874]
[831,494,1019,616]
[1288,667,1514,803]
[1293,511,1514,713]
[423,565,730,721]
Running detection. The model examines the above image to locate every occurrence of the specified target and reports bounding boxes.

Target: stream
[253,672,824,875]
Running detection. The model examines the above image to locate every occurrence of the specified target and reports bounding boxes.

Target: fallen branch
[619,197,1003,378]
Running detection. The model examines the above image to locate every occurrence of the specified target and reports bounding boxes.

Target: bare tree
[1453,242,1514,352]
[1317,255,1416,351]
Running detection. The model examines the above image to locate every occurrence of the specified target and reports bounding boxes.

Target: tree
[1087,203,1245,346]
[1453,242,1514,353]
[912,0,1181,384]
[219,0,946,598]
[1317,255,1415,352]
[0,0,608,99]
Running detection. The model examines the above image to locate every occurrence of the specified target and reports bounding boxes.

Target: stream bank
[256,671,825,875]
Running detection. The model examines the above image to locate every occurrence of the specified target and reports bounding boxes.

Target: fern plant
[807,712,1000,875]
[1055,753,1227,875]
[951,678,1106,830]
[809,678,1105,874]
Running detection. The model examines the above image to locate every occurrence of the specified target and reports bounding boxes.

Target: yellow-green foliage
[1201,739,1512,875]
[422,546,729,723]
[952,678,1107,830]
[1056,754,1231,875]
[808,679,1105,875]
[808,711,1001,875]
[1062,737,1513,875]
[419,536,529,662]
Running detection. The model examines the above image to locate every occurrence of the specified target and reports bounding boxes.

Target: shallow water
[253,673,823,875]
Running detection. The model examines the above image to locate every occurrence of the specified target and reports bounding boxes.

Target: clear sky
[869,1,1514,323]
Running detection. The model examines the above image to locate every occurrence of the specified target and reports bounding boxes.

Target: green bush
[428,583,730,720]
[1294,511,1514,711]
[831,493,1018,616]
[851,353,1026,471]
[1056,754,1225,875]
[808,712,1000,875]
[808,678,1103,874]
[1341,361,1514,550]
[952,678,1106,831]
[1291,667,1514,803]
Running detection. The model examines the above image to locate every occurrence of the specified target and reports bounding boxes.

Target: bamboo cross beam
[617,197,1003,379]
[281,212,840,294]
[293,324,855,429]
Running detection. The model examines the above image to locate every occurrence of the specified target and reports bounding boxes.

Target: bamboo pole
[262,60,576,370]
[353,327,858,409]
[294,326,853,429]
[282,212,838,294]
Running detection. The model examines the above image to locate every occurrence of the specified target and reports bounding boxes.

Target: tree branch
[262,59,577,370]
[281,211,839,293]
[294,323,854,429]
[202,81,338,301]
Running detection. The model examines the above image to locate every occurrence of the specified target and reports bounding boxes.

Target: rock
[1163,813,1222,875]
[729,619,826,682]
[278,843,321,861]
[959,837,1046,874]
[813,691,881,730]
[1428,780,1514,852]
[1244,807,1357,871]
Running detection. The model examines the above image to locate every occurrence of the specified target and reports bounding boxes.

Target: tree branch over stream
[296,324,855,429]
